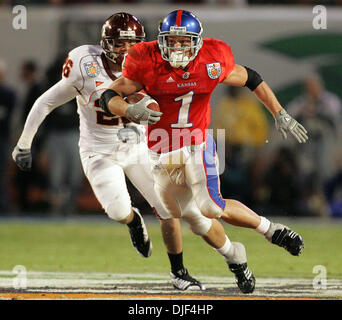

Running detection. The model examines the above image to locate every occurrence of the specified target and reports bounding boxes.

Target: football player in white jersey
[12,12,209,291]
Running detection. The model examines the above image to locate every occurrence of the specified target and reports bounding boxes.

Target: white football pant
[80,141,212,236]
[149,135,226,222]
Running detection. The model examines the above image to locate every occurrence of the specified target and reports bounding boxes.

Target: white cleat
[170,268,206,291]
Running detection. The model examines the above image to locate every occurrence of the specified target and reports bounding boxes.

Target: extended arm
[12,80,78,171]
[223,65,308,143]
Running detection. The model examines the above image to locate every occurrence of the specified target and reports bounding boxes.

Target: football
[124,92,160,112]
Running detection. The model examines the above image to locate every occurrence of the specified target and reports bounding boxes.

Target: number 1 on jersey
[171,91,194,128]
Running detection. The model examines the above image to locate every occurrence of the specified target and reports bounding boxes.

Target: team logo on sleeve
[84,61,100,78]
[206,62,221,79]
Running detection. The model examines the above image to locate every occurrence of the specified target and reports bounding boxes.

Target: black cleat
[228,263,256,294]
[270,226,304,256]
[224,242,255,294]
[128,208,152,258]
[170,268,206,291]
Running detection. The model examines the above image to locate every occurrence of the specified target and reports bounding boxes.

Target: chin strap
[169,51,190,68]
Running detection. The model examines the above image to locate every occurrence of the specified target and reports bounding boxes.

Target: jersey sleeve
[17,79,78,149]
[122,44,146,84]
[61,47,85,91]
[217,40,235,82]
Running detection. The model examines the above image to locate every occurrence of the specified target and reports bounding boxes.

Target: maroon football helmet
[100,12,145,64]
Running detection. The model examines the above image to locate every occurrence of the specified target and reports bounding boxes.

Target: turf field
[1,216,341,277]
[0,216,341,299]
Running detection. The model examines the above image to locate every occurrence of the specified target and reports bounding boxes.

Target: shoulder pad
[62,45,102,90]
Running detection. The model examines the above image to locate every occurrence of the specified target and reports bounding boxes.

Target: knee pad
[105,201,131,222]
[182,211,212,236]
[198,198,224,219]
[191,180,226,219]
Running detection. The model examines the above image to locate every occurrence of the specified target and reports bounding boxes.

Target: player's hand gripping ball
[124,92,162,125]
[125,92,160,112]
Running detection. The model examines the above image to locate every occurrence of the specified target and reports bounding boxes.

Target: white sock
[255,216,271,235]
[214,235,232,259]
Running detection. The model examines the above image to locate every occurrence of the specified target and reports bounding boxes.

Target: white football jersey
[63,44,144,154]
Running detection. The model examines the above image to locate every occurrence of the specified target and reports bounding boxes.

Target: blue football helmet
[158,10,203,68]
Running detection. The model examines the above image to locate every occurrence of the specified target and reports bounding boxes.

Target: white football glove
[275,109,309,143]
[12,146,32,171]
[125,95,162,125]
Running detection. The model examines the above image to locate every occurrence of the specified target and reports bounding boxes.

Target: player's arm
[223,65,282,115]
[12,80,78,171]
[99,77,162,125]
[13,48,84,171]
[101,76,143,117]
[223,64,308,143]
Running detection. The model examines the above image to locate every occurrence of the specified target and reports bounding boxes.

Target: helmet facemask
[101,31,144,64]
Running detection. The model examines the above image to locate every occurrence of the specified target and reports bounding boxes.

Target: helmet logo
[170,26,187,34]
[119,30,136,37]
[206,62,221,80]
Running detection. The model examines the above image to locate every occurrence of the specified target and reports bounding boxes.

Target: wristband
[244,66,263,91]
[99,89,120,116]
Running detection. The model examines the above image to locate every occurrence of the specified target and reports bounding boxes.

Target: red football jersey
[122,38,235,153]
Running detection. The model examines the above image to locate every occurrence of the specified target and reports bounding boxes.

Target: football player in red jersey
[99,10,309,294]
[12,12,208,291]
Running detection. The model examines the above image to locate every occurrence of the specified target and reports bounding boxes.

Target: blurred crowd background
[1,1,342,219]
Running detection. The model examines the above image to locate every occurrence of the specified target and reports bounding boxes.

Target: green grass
[0,219,341,279]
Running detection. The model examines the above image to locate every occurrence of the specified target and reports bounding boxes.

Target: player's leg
[159,218,188,280]
[159,218,182,256]
[202,218,255,294]
[187,135,304,256]
[176,191,255,294]
[124,146,203,289]
[222,201,304,256]
[149,153,254,293]
[152,170,207,290]
[79,150,152,257]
